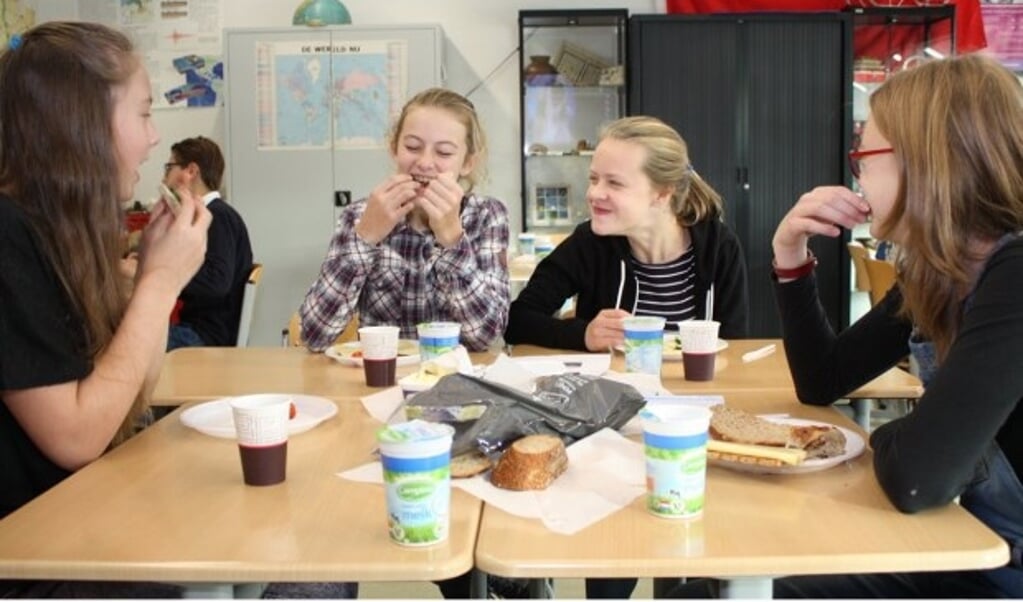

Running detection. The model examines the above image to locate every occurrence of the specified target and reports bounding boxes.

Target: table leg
[653,577,684,598]
[527,578,553,598]
[851,398,872,431]
[470,569,488,599]
[718,576,773,599]
[178,583,236,598]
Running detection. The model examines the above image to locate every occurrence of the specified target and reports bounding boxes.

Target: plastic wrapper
[403,372,645,456]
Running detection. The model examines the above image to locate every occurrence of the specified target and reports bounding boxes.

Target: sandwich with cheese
[707,405,847,467]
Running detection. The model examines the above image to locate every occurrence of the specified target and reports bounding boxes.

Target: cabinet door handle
[742,167,750,191]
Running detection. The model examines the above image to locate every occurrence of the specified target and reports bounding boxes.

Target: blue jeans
[167,323,205,350]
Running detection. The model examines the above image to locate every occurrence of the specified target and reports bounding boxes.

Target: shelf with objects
[517,9,627,247]
[845,5,955,324]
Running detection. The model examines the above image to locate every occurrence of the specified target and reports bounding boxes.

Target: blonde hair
[870,53,1023,359]
[599,116,723,226]
[388,87,487,193]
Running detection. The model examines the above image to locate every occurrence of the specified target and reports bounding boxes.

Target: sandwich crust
[490,434,568,491]
[709,405,846,460]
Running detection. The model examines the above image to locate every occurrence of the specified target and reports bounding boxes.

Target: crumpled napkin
[338,428,645,535]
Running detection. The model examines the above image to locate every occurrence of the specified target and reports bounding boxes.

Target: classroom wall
[51,0,663,234]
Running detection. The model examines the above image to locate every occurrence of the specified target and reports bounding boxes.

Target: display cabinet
[518,9,628,235]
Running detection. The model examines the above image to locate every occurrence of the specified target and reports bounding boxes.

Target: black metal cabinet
[629,13,853,337]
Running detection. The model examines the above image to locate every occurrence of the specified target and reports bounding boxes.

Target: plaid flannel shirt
[300,193,510,352]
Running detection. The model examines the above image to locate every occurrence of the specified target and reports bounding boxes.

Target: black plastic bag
[403,372,645,456]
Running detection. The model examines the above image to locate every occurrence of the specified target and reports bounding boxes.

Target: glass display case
[518,9,627,235]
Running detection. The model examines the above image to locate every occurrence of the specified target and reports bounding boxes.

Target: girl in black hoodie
[506,116,749,354]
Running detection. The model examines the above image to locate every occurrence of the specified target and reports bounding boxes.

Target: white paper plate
[709,417,865,475]
[512,354,611,377]
[180,395,338,439]
[324,339,420,367]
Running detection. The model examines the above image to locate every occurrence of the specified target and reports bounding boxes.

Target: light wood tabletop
[0,398,480,595]
[152,346,496,406]
[473,390,1008,598]
[510,338,923,400]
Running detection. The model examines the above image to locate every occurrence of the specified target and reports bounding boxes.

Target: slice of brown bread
[709,406,799,448]
[450,451,493,479]
[490,434,568,491]
[710,405,847,459]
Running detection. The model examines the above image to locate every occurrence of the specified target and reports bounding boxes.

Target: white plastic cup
[416,322,461,361]
[642,404,711,519]
[377,420,455,546]
[623,316,666,375]
[677,320,721,381]
[358,325,400,387]
[517,232,536,256]
[230,395,291,486]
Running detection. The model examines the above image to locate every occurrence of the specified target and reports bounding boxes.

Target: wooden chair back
[285,312,360,347]
[235,263,263,347]
[863,257,897,306]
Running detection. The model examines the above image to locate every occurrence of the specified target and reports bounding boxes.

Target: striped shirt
[631,247,697,332]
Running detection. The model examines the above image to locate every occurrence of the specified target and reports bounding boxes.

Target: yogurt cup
[377,420,455,546]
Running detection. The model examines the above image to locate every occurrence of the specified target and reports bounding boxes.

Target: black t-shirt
[0,195,89,518]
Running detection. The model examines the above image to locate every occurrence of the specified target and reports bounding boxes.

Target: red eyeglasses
[848,147,894,179]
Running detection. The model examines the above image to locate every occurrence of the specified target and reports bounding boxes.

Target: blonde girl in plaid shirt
[299,88,510,352]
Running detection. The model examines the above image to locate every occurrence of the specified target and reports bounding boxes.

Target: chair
[285,312,359,347]
[863,257,897,306]
[235,263,263,347]
[847,242,872,292]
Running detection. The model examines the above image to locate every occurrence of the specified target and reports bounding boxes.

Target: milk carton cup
[377,420,455,546]
[623,316,666,375]
[642,404,711,519]
[416,322,461,361]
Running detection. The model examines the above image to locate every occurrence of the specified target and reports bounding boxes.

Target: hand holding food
[356,174,418,244]
[415,172,464,247]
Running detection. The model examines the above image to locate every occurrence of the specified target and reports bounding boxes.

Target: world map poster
[255,39,407,150]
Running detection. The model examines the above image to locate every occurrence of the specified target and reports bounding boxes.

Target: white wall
[57,0,664,233]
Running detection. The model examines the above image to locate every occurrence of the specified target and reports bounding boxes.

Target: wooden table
[473,390,1008,598]
[0,399,481,597]
[152,346,495,405]
[511,339,923,429]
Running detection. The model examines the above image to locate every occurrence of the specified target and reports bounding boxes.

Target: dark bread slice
[450,451,492,478]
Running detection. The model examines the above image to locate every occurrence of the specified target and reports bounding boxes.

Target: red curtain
[664,1,987,55]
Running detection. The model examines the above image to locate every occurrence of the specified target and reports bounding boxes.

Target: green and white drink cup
[623,316,666,375]
[377,420,455,546]
[642,405,711,519]
[416,322,461,361]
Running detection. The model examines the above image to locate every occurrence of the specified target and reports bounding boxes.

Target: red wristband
[773,251,818,280]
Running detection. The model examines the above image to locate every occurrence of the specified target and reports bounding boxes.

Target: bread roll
[450,451,492,479]
[490,434,568,491]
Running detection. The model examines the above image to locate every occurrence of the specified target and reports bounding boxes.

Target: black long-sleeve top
[774,238,1023,513]
[178,196,253,346]
[505,219,750,351]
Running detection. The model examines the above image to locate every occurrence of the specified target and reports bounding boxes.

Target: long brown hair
[599,116,724,226]
[870,54,1023,359]
[388,87,488,193]
[0,22,146,445]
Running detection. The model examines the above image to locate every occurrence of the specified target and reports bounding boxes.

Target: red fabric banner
[664,0,987,54]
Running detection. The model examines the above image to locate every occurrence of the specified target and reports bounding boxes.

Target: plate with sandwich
[325,339,420,367]
[707,406,864,475]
